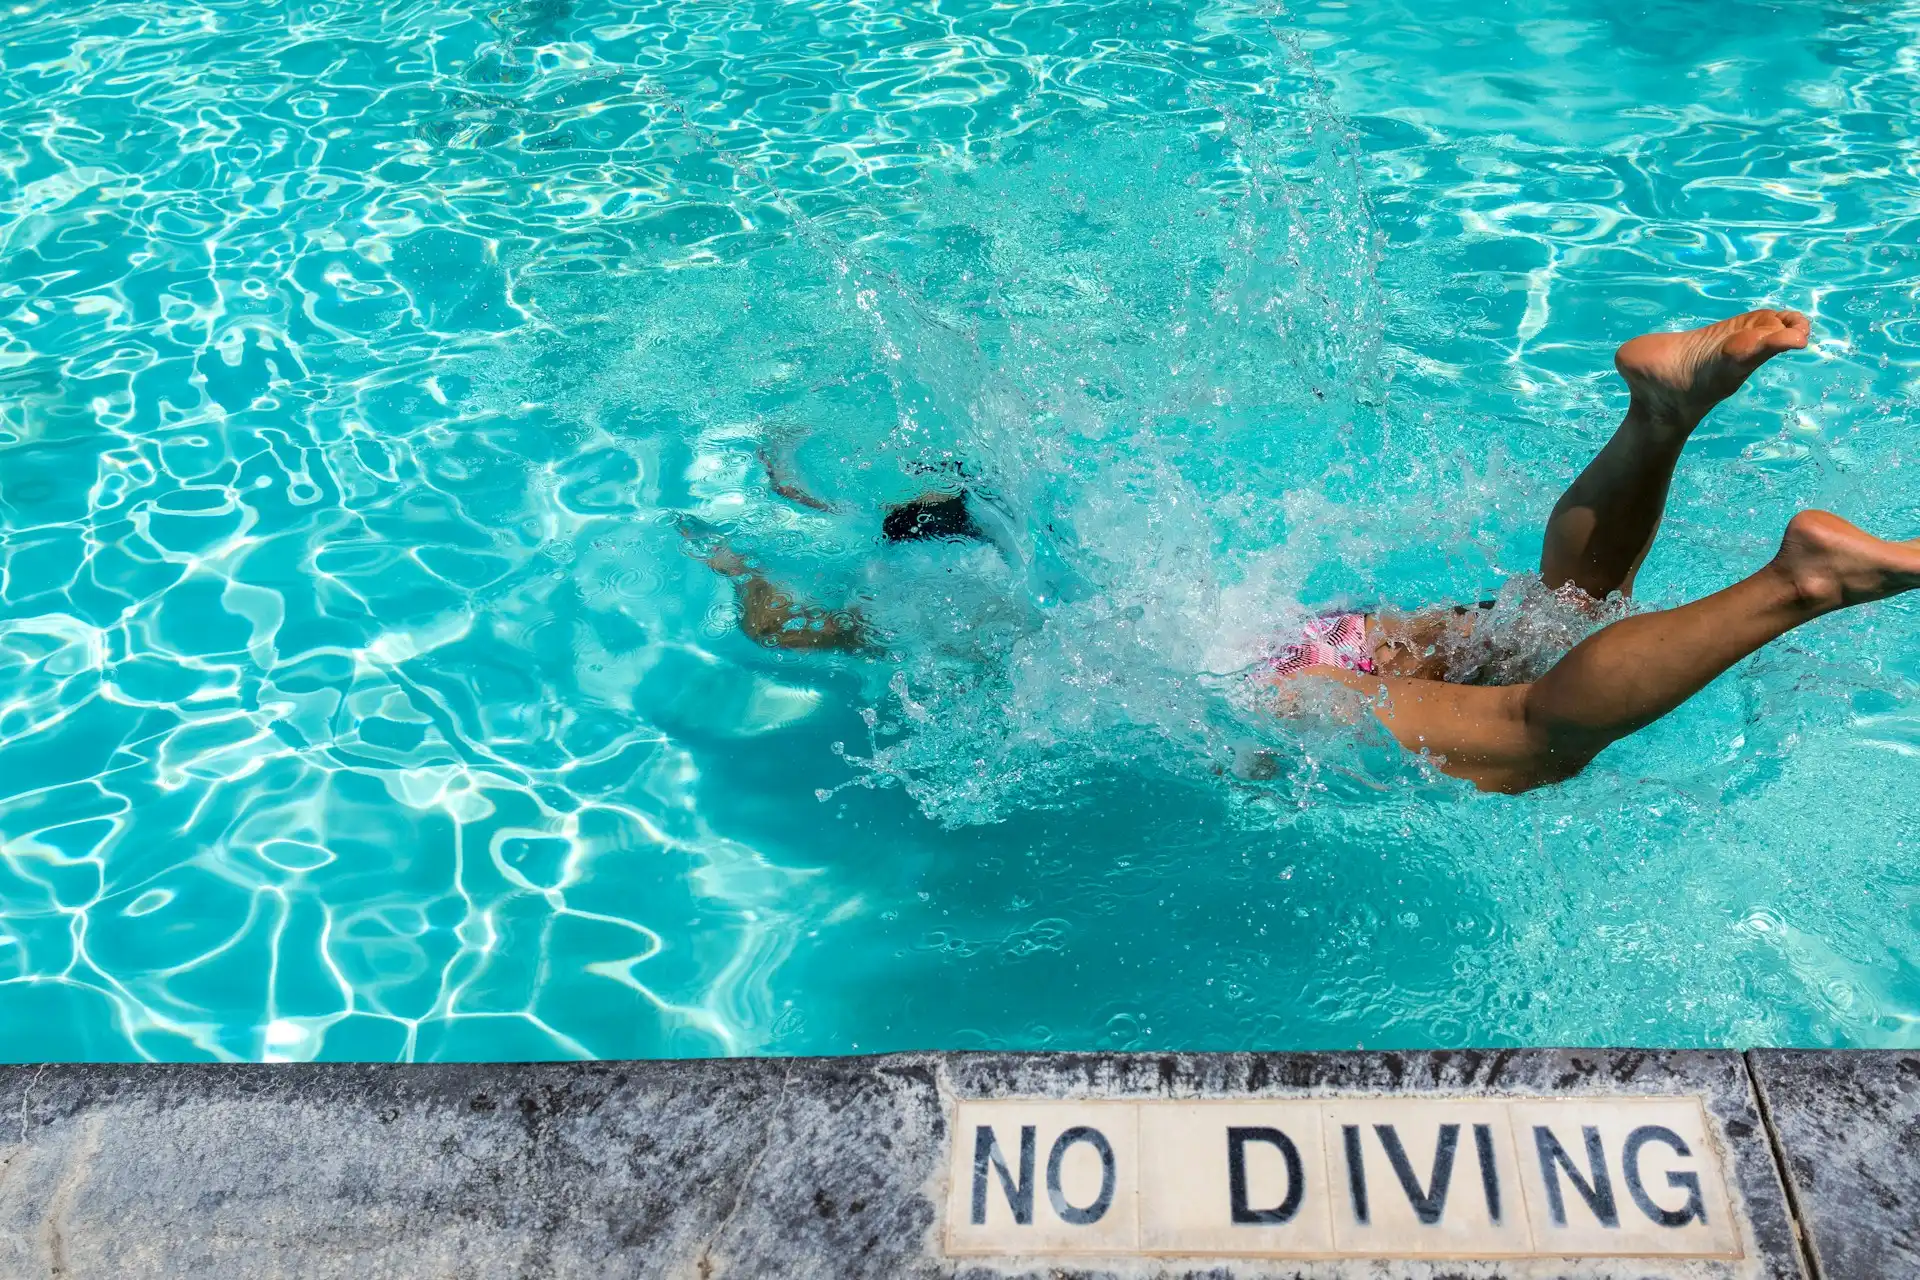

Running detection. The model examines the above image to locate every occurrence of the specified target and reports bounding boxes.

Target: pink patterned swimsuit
[1262,611,1376,679]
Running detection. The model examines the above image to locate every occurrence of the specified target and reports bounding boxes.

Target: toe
[1737,309,1810,357]
[1724,319,1804,365]
[1765,310,1810,350]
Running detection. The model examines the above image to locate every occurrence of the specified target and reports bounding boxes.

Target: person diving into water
[691,308,1920,794]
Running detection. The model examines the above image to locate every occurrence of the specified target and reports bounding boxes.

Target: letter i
[1473,1123,1501,1224]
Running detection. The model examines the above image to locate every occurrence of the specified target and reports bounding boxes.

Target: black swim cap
[882,492,984,543]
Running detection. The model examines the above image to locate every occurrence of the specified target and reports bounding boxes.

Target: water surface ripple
[0,0,1916,1060]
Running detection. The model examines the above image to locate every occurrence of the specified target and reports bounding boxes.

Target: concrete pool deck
[0,1050,1911,1278]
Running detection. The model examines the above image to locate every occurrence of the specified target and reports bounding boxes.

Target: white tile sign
[945,1096,1739,1259]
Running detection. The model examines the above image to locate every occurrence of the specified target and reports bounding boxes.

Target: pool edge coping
[0,1047,1911,1278]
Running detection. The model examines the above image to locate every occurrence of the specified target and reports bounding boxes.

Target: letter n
[1534,1125,1618,1228]
[972,1124,1036,1225]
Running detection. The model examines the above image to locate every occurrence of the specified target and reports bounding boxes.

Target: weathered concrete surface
[1750,1050,1920,1280]
[0,1057,939,1280]
[0,1051,1799,1280]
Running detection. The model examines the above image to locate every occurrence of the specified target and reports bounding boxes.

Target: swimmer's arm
[733,573,872,652]
[692,531,872,652]
[757,443,836,512]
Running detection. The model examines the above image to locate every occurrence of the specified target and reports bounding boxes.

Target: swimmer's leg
[1539,309,1809,599]
[1321,512,1919,792]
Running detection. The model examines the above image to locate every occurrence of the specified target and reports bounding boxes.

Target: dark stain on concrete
[1750,1050,1920,1280]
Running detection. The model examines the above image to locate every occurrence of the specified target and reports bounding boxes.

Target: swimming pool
[1,0,1915,1062]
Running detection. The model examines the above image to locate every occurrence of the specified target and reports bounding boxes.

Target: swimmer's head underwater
[689,307,1920,795]
[881,491,984,544]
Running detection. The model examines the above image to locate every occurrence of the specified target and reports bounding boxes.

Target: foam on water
[1,0,1917,1060]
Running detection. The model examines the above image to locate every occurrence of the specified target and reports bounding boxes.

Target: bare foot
[1773,510,1920,613]
[1615,308,1810,431]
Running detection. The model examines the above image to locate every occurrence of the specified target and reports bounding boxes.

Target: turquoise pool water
[1,0,1916,1062]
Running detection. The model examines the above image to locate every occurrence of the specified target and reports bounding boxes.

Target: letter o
[1046,1126,1116,1225]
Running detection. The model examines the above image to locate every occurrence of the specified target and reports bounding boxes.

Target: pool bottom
[8,1047,1909,1277]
